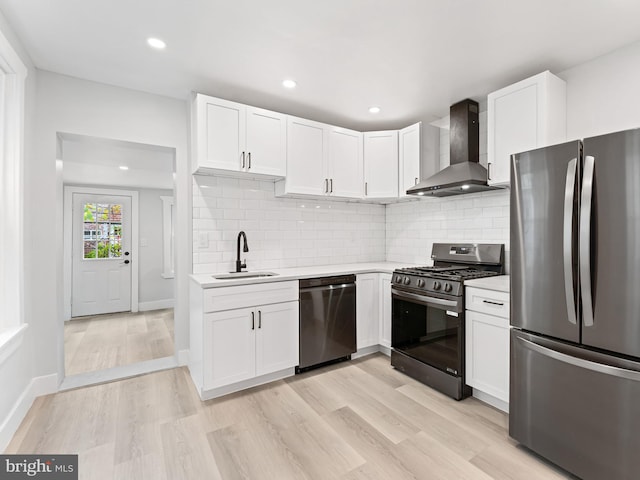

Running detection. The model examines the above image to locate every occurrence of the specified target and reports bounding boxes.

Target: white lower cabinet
[190,279,299,398]
[356,273,380,349]
[465,286,510,411]
[255,302,299,376]
[379,273,392,349]
[203,301,298,390]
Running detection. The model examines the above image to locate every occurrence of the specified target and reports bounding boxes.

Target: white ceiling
[2,0,640,130]
[59,133,175,190]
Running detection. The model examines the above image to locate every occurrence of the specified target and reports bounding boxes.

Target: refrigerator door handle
[563,158,578,325]
[580,155,595,327]
[517,336,640,381]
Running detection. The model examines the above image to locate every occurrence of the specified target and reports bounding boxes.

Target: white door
[245,106,287,176]
[328,127,363,198]
[72,193,132,317]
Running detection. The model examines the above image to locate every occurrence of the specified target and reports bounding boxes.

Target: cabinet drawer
[204,280,298,313]
[466,287,510,319]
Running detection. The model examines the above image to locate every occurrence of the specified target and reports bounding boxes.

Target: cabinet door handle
[487,162,492,180]
[482,299,504,306]
[324,178,328,193]
[251,311,255,330]
[365,182,368,196]
[330,178,333,193]
[247,152,251,170]
[415,177,419,185]
[258,310,262,329]
[242,151,246,169]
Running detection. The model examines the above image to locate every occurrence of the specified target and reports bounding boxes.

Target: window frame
[0,25,28,355]
[160,195,175,279]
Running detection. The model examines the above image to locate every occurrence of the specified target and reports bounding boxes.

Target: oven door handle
[392,288,460,311]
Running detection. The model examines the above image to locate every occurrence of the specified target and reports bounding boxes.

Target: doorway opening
[59,133,177,388]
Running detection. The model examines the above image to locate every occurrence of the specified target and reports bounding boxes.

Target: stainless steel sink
[213,271,279,280]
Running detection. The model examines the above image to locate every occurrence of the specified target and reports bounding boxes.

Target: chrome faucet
[235,231,249,272]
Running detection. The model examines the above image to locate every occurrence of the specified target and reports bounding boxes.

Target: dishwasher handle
[299,275,356,289]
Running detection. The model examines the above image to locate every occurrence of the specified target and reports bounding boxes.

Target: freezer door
[583,128,640,358]
[510,140,581,342]
[510,329,640,480]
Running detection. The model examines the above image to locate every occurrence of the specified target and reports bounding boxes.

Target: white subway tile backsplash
[192,176,387,273]
[386,190,510,271]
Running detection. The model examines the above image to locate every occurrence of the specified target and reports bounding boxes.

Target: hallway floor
[64,309,174,376]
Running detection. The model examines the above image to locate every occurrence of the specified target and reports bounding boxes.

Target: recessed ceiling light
[417,192,425,196]
[147,37,166,50]
[368,106,381,114]
[119,166,129,171]
[461,184,470,190]
[282,79,297,89]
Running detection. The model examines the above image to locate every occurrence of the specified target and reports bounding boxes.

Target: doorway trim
[63,185,139,320]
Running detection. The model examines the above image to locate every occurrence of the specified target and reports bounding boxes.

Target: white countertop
[191,262,414,288]
[465,275,510,293]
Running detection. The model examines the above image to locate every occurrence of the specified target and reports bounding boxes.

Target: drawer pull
[482,299,504,306]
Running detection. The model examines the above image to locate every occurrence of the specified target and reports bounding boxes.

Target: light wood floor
[64,309,174,376]
[7,354,575,479]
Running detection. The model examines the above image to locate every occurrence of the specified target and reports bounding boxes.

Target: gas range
[390,243,505,401]
[392,266,500,296]
[392,244,504,297]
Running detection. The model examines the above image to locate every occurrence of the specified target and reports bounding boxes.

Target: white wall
[192,176,386,273]
[559,40,640,140]
[0,9,38,451]
[138,188,174,305]
[34,71,190,383]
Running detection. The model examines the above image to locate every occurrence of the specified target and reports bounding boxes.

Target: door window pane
[83,202,123,259]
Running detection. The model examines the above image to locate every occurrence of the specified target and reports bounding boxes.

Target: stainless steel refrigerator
[510,127,640,480]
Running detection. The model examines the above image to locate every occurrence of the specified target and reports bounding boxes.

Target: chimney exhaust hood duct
[407,98,501,197]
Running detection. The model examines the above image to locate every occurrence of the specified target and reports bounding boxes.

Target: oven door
[391,287,464,376]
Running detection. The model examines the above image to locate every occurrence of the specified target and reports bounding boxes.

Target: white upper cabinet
[280,116,328,196]
[364,131,398,199]
[245,106,287,176]
[328,127,363,198]
[487,71,566,186]
[192,94,286,177]
[398,122,421,197]
[276,119,363,199]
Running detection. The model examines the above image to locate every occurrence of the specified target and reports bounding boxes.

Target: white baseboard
[59,356,178,391]
[473,389,509,413]
[0,373,58,452]
[199,368,295,401]
[177,349,189,366]
[378,344,391,356]
[352,345,380,359]
[138,299,174,311]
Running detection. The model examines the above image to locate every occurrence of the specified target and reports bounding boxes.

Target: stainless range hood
[407,99,501,197]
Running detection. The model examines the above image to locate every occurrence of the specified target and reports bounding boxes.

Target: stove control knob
[395,275,402,283]
[403,276,411,285]
[444,283,452,293]
[417,279,425,288]
[433,281,441,290]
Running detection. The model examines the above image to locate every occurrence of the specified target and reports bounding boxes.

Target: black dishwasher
[297,275,356,371]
